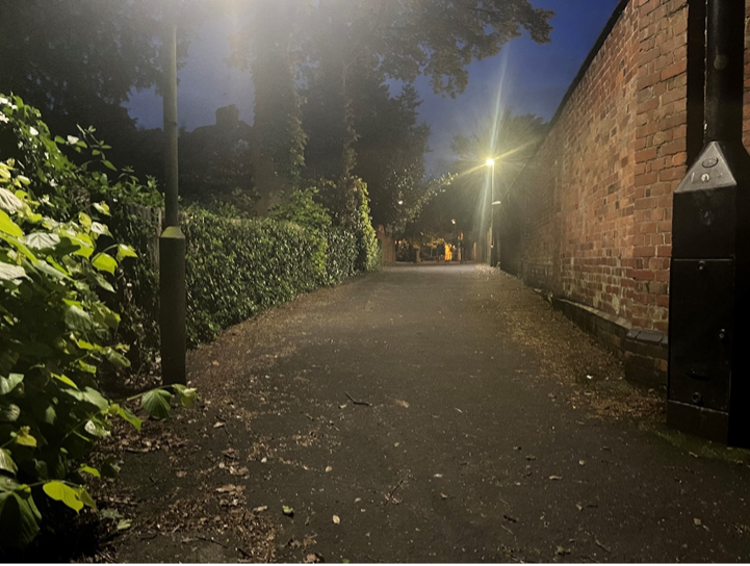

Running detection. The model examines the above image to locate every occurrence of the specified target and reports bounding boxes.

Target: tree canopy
[0,0,205,168]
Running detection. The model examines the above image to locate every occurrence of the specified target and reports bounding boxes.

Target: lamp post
[159,21,186,385]
[485,158,497,266]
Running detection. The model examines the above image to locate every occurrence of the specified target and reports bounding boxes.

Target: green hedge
[325,227,358,284]
[183,208,318,345]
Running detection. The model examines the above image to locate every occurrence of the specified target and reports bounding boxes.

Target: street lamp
[485,158,498,266]
[160,22,186,385]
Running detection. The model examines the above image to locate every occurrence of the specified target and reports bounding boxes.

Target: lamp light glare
[486,158,495,166]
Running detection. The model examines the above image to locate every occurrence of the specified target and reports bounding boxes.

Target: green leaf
[116,244,138,261]
[64,305,95,332]
[92,202,110,216]
[78,486,97,510]
[52,373,79,390]
[0,373,23,395]
[0,448,17,475]
[117,518,132,530]
[115,404,142,432]
[89,222,110,236]
[0,489,41,549]
[102,160,117,172]
[63,386,109,411]
[42,481,83,513]
[104,348,130,369]
[1,233,37,262]
[79,465,100,478]
[28,259,67,280]
[172,384,198,408]
[100,508,123,520]
[0,262,26,282]
[93,272,115,292]
[0,401,21,423]
[14,427,37,447]
[0,210,23,238]
[84,418,110,438]
[78,212,92,228]
[0,187,23,213]
[140,389,172,419]
[91,252,117,275]
[24,232,60,251]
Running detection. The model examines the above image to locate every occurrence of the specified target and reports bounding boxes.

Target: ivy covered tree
[228,0,307,214]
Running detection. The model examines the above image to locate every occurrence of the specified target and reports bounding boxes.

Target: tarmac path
[109,263,750,563]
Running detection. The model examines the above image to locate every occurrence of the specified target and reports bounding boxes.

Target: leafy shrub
[270,186,332,285]
[0,158,136,549]
[350,177,381,272]
[1,95,190,552]
[1,95,164,380]
[325,228,357,284]
[182,206,325,345]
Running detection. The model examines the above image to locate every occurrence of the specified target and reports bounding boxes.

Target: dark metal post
[159,22,187,385]
[491,200,501,267]
[667,0,750,446]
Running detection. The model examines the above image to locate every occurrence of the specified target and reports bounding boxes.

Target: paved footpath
[112,264,750,563]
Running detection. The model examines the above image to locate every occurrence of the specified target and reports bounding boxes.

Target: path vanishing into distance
[103,264,750,563]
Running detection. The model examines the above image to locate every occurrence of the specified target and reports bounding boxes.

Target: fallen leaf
[304,553,322,564]
[434,473,443,478]
[261,457,268,463]
[339,404,347,409]
[354,497,361,503]
[176,471,187,478]
[549,475,563,481]
[556,546,570,556]
[253,505,268,513]
[526,455,536,461]
[332,515,341,524]
[440,493,448,500]
[395,399,410,408]
[579,460,586,466]
[455,408,463,414]
[212,360,220,366]
[394,442,400,447]
[117,519,132,530]
[282,505,294,517]
[288,539,302,549]
[694,518,702,526]
[215,484,237,493]
[325,466,333,473]
[213,422,225,429]
[576,503,583,512]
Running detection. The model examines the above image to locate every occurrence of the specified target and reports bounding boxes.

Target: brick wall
[505,0,702,334]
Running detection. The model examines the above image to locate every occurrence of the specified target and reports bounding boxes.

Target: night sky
[126,0,621,173]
